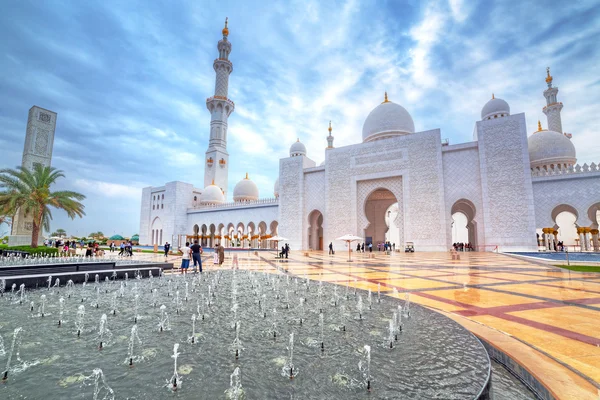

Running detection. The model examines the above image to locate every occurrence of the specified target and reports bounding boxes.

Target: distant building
[9,106,57,246]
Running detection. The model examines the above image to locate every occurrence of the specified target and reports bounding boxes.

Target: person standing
[329,242,334,255]
[217,242,225,265]
[285,243,290,259]
[190,240,203,273]
[164,242,170,258]
[119,242,125,256]
[179,242,191,274]
[369,243,373,253]
[361,243,365,253]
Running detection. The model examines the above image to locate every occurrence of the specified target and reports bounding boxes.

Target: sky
[0,0,599,238]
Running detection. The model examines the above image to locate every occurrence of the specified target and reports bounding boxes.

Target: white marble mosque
[138,20,600,253]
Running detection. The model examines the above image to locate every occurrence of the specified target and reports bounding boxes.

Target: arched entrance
[307,210,323,250]
[451,199,477,250]
[364,189,399,247]
[551,204,579,247]
[151,217,163,245]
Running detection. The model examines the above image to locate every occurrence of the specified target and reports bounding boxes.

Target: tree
[89,232,104,240]
[56,228,67,238]
[0,165,85,248]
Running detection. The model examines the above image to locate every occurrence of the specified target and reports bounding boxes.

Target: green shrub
[1,246,58,255]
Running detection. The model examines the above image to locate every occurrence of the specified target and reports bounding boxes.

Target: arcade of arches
[538,203,600,251]
[184,220,279,249]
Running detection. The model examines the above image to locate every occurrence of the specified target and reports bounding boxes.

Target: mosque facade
[138,22,600,253]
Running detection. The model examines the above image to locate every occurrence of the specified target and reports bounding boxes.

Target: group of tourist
[279,243,290,259]
[178,240,226,274]
[452,242,474,251]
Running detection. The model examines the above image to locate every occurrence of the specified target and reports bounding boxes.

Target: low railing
[190,197,278,210]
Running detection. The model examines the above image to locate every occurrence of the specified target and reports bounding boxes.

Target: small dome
[200,181,225,205]
[362,97,415,143]
[109,235,124,240]
[233,173,259,202]
[481,96,510,120]
[528,128,576,170]
[274,178,279,198]
[290,139,306,157]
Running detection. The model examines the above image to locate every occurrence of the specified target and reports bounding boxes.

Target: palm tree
[56,228,67,238]
[0,165,85,248]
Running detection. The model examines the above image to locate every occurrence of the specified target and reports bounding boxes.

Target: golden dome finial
[222,17,229,37]
[492,93,495,99]
[537,120,542,132]
[245,172,249,179]
[328,120,332,133]
[382,91,389,103]
[296,138,299,142]
[211,179,215,185]
[545,67,553,84]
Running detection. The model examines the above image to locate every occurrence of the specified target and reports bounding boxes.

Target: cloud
[0,0,598,235]
[74,179,145,200]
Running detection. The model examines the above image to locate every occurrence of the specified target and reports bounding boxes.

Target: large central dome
[362,95,415,143]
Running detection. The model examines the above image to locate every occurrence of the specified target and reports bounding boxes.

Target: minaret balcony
[206,96,235,109]
[543,102,562,111]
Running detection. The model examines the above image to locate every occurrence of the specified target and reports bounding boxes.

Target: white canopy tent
[335,234,364,262]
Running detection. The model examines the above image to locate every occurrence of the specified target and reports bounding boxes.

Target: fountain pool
[0,269,494,399]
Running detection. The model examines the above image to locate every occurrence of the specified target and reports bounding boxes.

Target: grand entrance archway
[363,189,399,247]
[307,210,323,250]
[451,199,477,250]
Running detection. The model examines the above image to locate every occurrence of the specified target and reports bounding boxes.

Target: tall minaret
[326,121,334,149]
[204,17,234,196]
[542,67,563,133]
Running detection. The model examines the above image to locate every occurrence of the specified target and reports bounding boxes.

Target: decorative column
[577,227,585,251]
[591,229,599,252]
[583,228,591,251]
[542,228,549,250]
[552,229,559,251]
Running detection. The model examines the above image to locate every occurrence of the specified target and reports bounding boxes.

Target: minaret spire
[542,67,563,133]
[204,19,235,196]
[326,121,334,149]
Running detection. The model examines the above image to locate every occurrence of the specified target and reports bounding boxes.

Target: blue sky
[1,0,599,238]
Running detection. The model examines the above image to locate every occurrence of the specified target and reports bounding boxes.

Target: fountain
[167,343,181,391]
[224,367,243,400]
[1,327,22,381]
[282,332,298,379]
[76,305,85,337]
[58,297,65,326]
[127,325,142,366]
[0,269,496,399]
[40,294,47,317]
[356,295,364,320]
[97,314,110,349]
[86,368,114,400]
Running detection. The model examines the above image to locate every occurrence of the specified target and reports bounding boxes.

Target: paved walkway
[137,250,600,399]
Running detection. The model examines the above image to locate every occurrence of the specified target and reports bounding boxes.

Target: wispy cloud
[0,0,598,235]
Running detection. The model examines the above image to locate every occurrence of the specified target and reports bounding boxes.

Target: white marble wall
[532,171,600,228]
[476,113,538,251]
[442,142,485,248]
[324,129,447,251]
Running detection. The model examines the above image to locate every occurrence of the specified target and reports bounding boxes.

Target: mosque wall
[442,143,485,248]
[532,172,600,228]
[278,156,314,250]
[138,182,196,246]
[324,129,448,251]
[302,168,326,249]
[475,113,538,251]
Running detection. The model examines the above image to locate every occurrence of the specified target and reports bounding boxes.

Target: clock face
[39,113,51,123]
